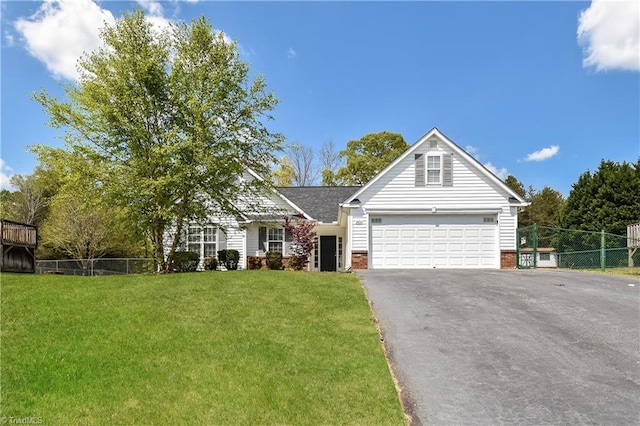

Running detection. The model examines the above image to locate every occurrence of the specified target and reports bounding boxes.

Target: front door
[320,236,337,272]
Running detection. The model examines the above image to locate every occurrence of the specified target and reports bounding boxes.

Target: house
[171,127,529,270]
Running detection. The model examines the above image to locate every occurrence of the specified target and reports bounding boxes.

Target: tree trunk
[151,216,167,273]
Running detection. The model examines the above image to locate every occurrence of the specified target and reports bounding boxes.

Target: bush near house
[266,251,283,270]
[203,256,218,271]
[170,251,199,272]
[246,256,263,270]
[217,249,239,270]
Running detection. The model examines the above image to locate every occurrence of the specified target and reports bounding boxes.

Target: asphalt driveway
[358,269,640,425]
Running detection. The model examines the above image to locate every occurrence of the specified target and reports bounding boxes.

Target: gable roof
[344,127,528,206]
[276,186,361,223]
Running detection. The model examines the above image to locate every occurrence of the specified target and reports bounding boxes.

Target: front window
[203,226,217,258]
[188,226,202,254]
[267,227,284,252]
[427,155,441,184]
[186,225,217,259]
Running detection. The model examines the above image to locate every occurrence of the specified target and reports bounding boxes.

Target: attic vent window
[483,217,495,223]
[429,139,438,149]
[371,218,382,224]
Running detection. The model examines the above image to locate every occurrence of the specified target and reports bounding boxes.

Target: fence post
[532,223,538,268]
[516,228,520,268]
[600,230,605,270]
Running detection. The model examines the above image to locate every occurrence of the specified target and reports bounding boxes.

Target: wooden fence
[628,223,640,268]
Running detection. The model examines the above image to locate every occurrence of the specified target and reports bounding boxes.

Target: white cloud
[577,0,640,72]
[0,159,14,190]
[484,162,508,180]
[135,0,173,34]
[465,145,508,179]
[4,31,15,47]
[287,47,296,59]
[525,145,559,162]
[465,145,479,158]
[14,0,116,81]
[136,0,164,16]
[13,0,178,82]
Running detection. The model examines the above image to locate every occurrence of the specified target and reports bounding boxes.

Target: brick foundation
[500,250,516,269]
[350,250,369,270]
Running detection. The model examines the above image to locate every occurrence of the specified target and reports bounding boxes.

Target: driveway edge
[357,273,421,426]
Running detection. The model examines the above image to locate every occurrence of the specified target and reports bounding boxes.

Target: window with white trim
[338,237,343,269]
[267,227,284,252]
[187,225,217,259]
[427,155,441,184]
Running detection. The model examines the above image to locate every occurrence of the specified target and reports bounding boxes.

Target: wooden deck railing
[1,219,37,248]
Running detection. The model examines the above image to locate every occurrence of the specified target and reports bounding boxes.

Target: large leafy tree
[560,159,640,235]
[34,11,282,270]
[519,186,565,228]
[327,131,409,185]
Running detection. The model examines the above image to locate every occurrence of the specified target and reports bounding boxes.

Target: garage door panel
[433,229,447,238]
[433,243,447,252]
[465,229,480,238]
[450,229,464,238]
[417,229,431,238]
[370,215,498,269]
[401,229,415,238]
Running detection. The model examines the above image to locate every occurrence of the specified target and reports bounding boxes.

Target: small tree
[283,216,317,271]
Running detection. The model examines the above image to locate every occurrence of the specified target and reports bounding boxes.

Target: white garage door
[370,215,498,269]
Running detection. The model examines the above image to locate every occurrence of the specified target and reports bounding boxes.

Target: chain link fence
[517,224,640,270]
[36,258,155,276]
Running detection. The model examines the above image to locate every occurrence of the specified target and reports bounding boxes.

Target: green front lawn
[1,271,405,425]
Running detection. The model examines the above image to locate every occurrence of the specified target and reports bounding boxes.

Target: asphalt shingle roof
[276,186,361,223]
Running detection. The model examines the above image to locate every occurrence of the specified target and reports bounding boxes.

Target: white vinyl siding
[350,208,368,251]
[223,225,244,269]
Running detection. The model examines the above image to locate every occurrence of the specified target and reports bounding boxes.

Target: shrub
[247,256,263,270]
[265,251,283,270]
[217,249,240,270]
[283,216,317,271]
[203,256,218,271]
[170,251,199,273]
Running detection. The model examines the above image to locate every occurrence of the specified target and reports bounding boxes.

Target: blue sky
[1,0,639,195]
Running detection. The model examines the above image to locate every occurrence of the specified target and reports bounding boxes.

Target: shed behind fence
[1,219,38,273]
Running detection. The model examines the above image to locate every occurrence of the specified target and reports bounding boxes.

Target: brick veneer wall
[500,250,516,269]
[350,250,368,270]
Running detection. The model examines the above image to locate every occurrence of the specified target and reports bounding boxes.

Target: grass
[572,267,640,278]
[0,271,405,425]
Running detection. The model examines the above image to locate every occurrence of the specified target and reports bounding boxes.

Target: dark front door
[320,236,337,272]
